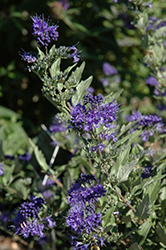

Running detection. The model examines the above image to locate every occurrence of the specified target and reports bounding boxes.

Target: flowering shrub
[1,1,166,250]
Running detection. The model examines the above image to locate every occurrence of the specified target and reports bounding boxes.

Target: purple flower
[66,173,106,248]
[18,151,32,162]
[86,87,95,93]
[90,143,105,152]
[49,115,66,134]
[141,164,153,179]
[20,50,36,63]
[45,217,56,227]
[31,14,59,46]
[147,3,153,8]
[42,190,54,199]
[12,196,55,238]
[146,16,166,32]
[45,178,55,186]
[100,77,109,87]
[103,62,118,76]
[0,163,4,176]
[70,93,119,133]
[69,44,81,63]
[126,111,164,141]
[59,0,70,10]
[146,76,160,86]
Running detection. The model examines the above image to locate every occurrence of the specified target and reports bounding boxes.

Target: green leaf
[141,34,148,49]
[10,178,30,199]
[45,95,69,114]
[0,140,4,160]
[137,220,152,245]
[72,75,93,105]
[103,225,113,233]
[29,138,49,172]
[156,223,166,247]
[136,194,151,220]
[160,186,166,201]
[153,44,164,62]
[117,159,138,184]
[57,82,63,91]
[111,147,131,175]
[64,63,77,76]
[49,44,56,56]
[144,176,161,204]
[0,105,20,119]
[72,22,90,34]
[115,133,131,147]
[68,61,85,84]
[2,164,15,186]
[50,58,61,78]
[3,122,28,155]
[37,47,45,60]
[129,242,141,250]
[63,170,72,191]
[104,89,123,104]
[102,207,115,227]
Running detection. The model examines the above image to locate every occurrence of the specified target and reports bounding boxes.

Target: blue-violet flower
[66,173,106,249]
[31,14,59,46]
[12,196,55,238]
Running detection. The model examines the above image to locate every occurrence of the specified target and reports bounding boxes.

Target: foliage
[1,0,166,250]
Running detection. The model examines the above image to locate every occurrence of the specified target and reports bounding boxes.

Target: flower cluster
[102,62,118,76]
[20,14,80,70]
[20,50,36,63]
[69,44,81,63]
[66,173,106,249]
[146,76,160,87]
[145,75,166,97]
[31,14,59,46]
[49,115,66,134]
[146,16,166,32]
[141,164,153,179]
[70,93,119,133]
[100,62,120,88]
[126,111,164,141]
[18,151,32,162]
[12,196,55,238]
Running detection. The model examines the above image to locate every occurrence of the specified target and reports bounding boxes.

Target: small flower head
[18,151,32,162]
[86,87,95,94]
[103,62,118,76]
[146,76,160,86]
[12,196,55,238]
[66,173,106,248]
[126,111,164,141]
[141,164,153,179]
[69,43,81,63]
[100,77,109,87]
[0,163,4,176]
[49,115,66,134]
[31,14,59,46]
[70,93,119,133]
[20,50,36,63]
[59,0,70,10]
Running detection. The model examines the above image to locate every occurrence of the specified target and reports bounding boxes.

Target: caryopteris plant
[3,3,166,249]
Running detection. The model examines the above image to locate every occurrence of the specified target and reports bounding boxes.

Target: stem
[45,46,48,56]
[98,149,136,213]
[67,101,72,110]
